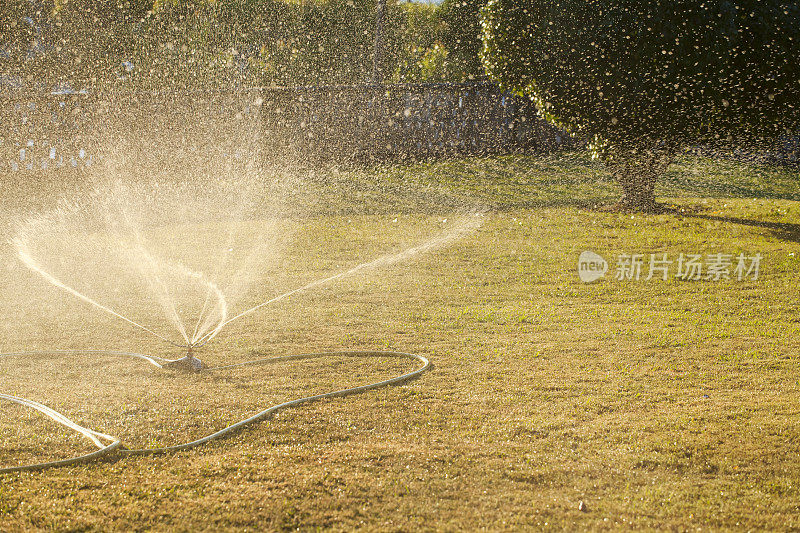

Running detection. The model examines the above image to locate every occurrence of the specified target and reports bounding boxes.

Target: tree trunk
[617,169,659,212]
[606,146,675,213]
[373,0,386,84]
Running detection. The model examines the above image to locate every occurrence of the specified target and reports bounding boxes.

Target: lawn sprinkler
[162,346,206,373]
[0,213,482,473]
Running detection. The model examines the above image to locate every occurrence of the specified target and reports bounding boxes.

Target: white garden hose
[0,349,429,474]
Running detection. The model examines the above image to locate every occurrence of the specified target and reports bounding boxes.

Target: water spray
[0,215,480,474]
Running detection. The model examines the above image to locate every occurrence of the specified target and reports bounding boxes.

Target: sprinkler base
[163,355,206,373]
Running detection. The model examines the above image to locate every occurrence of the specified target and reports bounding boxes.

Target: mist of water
[12,185,480,350]
[3,90,482,354]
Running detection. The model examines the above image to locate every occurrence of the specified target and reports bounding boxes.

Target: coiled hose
[0,349,429,474]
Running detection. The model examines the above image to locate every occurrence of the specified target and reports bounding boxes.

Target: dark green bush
[481,0,800,210]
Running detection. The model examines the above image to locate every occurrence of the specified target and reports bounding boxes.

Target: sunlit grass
[0,152,798,530]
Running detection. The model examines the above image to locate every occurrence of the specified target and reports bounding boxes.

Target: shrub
[481,0,800,211]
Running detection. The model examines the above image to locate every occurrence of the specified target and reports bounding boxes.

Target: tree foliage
[1,0,154,87]
[0,0,495,90]
[436,0,485,81]
[481,0,800,209]
[1,0,452,90]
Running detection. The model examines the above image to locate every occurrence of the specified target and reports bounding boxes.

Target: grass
[0,152,799,531]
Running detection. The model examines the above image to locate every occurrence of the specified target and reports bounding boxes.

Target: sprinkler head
[163,347,206,373]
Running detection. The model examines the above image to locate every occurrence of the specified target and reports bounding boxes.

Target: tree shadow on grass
[659,156,800,202]
[680,213,800,244]
[660,175,800,203]
[484,153,800,211]
[322,151,800,215]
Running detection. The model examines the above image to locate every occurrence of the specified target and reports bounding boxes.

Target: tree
[0,1,57,82]
[437,0,485,81]
[481,0,800,211]
[392,2,445,83]
[0,1,154,89]
[49,1,153,86]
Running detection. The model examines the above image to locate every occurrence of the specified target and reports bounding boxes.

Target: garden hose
[0,349,429,474]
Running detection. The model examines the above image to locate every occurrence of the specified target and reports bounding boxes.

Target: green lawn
[1,152,799,531]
